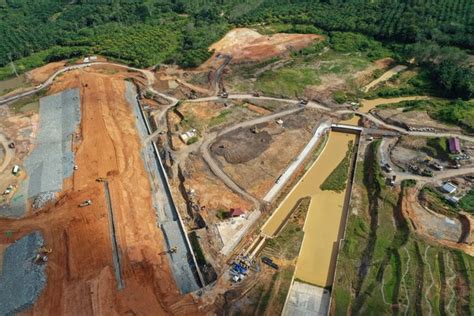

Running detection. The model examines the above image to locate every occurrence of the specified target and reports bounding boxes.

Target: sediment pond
[261,132,355,286]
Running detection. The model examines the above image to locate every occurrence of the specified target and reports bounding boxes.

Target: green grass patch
[377,99,474,133]
[459,189,474,213]
[186,136,198,145]
[424,137,449,160]
[189,231,206,266]
[8,95,40,114]
[421,186,458,214]
[333,287,351,316]
[255,67,320,97]
[216,208,228,220]
[320,140,354,192]
[256,272,278,315]
[401,179,417,188]
[209,109,232,127]
[365,69,436,99]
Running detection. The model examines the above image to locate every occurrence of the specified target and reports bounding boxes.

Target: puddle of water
[0,75,28,94]
[360,96,431,113]
[261,132,355,286]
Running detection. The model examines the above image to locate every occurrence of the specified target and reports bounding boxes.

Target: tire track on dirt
[445,254,457,314]
[401,246,411,315]
[423,245,435,315]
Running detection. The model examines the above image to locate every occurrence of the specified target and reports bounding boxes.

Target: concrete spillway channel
[102,180,125,290]
[125,83,204,293]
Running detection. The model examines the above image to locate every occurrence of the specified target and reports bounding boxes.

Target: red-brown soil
[26,62,67,84]
[0,68,199,315]
[205,28,324,65]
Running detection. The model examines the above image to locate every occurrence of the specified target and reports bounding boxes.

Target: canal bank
[261,131,357,286]
[293,132,356,287]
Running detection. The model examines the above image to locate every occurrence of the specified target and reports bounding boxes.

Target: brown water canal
[261,132,356,286]
[342,95,433,125]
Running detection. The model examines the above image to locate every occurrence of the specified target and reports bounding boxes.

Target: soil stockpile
[212,124,272,164]
[206,28,323,64]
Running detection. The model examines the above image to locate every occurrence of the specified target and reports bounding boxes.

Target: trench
[102,181,125,290]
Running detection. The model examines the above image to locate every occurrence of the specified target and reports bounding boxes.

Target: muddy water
[360,96,431,113]
[261,132,355,286]
[0,75,28,94]
[341,95,432,126]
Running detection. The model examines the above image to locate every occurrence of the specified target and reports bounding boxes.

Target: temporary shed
[441,182,457,194]
[229,208,246,218]
[448,137,461,154]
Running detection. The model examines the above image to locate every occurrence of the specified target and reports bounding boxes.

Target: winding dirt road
[2,60,473,207]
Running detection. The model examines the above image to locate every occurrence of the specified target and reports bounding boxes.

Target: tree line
[0,0,472,98]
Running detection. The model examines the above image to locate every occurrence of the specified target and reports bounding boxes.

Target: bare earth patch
[205,28,324,64]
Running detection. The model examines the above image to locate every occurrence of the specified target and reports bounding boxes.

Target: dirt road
[362,65,407,92]
[200,107,303,209]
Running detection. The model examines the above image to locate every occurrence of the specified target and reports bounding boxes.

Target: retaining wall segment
[5,89,80,217]
[125,82,202,293]
[0,231,47,315]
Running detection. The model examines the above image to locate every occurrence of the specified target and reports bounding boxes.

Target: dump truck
[261,256,279,270]
[79,200,92,207]
[220,92,229,98]
[12,165,20,175]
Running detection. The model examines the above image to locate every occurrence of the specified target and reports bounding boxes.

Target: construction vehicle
[250,127,261,134]
[261,256,279,270]
[79,199,92,207]
[37,246,52,254]
[96,177,108,183]
[12,165,20,175]
[298,98,309,106]
[33,253,48,264]
[3,185,14,195]
[219,91,229,98]
[421,169,433,177]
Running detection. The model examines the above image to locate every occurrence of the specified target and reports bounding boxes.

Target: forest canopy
[0,0,472,98]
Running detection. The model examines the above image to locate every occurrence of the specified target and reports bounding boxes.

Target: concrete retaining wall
[125,82,204,292]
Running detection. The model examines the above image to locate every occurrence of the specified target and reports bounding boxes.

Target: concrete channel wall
[125,83,204,293]
[326,130,362,314]
[280,128,362,316]
[263,120,332,203]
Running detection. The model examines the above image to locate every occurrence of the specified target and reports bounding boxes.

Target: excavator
[34,246,52,264]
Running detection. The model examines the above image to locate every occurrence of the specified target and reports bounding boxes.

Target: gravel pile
[5,89,80,217]
[161,221,199,293]
[32,192,56,209]
[0,231,47,315]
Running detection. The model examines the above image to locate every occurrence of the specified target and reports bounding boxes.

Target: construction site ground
[0,67,198,314]
[374,105,462,133]
[225,49,390,103]
[220,198,310,315]
[204,28,324,66]
[211,109,324,198]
